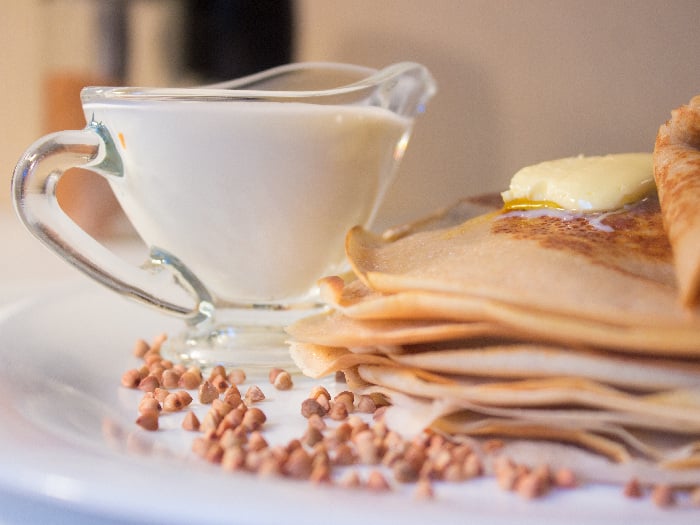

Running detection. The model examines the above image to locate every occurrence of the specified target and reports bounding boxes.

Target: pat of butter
[501,153,655,212]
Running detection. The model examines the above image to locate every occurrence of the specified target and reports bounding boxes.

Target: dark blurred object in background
[184,0,295,82]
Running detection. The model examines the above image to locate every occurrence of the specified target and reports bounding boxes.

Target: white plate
[0,282,696,525]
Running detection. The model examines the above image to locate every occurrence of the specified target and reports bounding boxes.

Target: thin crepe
[289,341,700,437]
[346,196,700,333]
[374,388,700,483]
[390,344,700,391]
[286,309,506,349]
[317,276,700,356]
[653,95,700,306]
[356,365,700,430]
[290,333,700,391]
[384,391,700,485]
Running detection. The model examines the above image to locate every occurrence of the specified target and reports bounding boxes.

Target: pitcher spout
[367,62,437,118]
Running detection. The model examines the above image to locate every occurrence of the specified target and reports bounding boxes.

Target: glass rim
[80,62,385,103]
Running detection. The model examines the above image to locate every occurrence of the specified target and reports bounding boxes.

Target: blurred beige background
[2,0,699,231]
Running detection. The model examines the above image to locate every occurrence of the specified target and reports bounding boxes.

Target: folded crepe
[653,95,700,306]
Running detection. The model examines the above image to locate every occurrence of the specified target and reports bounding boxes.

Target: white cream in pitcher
[86,100,411,304]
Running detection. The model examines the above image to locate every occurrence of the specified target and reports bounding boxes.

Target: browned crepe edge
[653,96,700,306]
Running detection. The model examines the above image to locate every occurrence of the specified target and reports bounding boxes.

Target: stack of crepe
[287,96,700,487]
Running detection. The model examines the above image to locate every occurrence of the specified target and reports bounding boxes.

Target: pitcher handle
[11,121,213,325]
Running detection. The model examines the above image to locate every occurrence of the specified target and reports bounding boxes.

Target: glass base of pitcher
[160,306,320,371]
[161,324,293,370]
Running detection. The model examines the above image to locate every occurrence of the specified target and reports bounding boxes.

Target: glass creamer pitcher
[12,62,436,368]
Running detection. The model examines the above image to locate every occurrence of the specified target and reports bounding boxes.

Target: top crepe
[344,195,700,354]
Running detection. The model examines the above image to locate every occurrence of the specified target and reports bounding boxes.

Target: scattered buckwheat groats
[162,392,185,412]
[270,368,293,390]
[135,410,158,431]
[366,470,392,492]
[623,478,643,499]
[652,484,676,508]
[132,339,150,358]
[198,381,219,404]
[210,374,229,393]
[414,478,435,500]
[241,407,266,432]
[301,398,327,419]
[227,368,246,385]
[244,385,266,404]
[552,467,577,489]
[138,396,160,415]
[178,370,201,390]
[160,369,181,389]
[182,411,200,431]
[121,368,141,388]
[118,334,698,509]
[137,374,159,393]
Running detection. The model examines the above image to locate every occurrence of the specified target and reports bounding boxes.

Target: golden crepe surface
[287,113,700,488]
[346,195,698,331]
[654,95,700,306]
